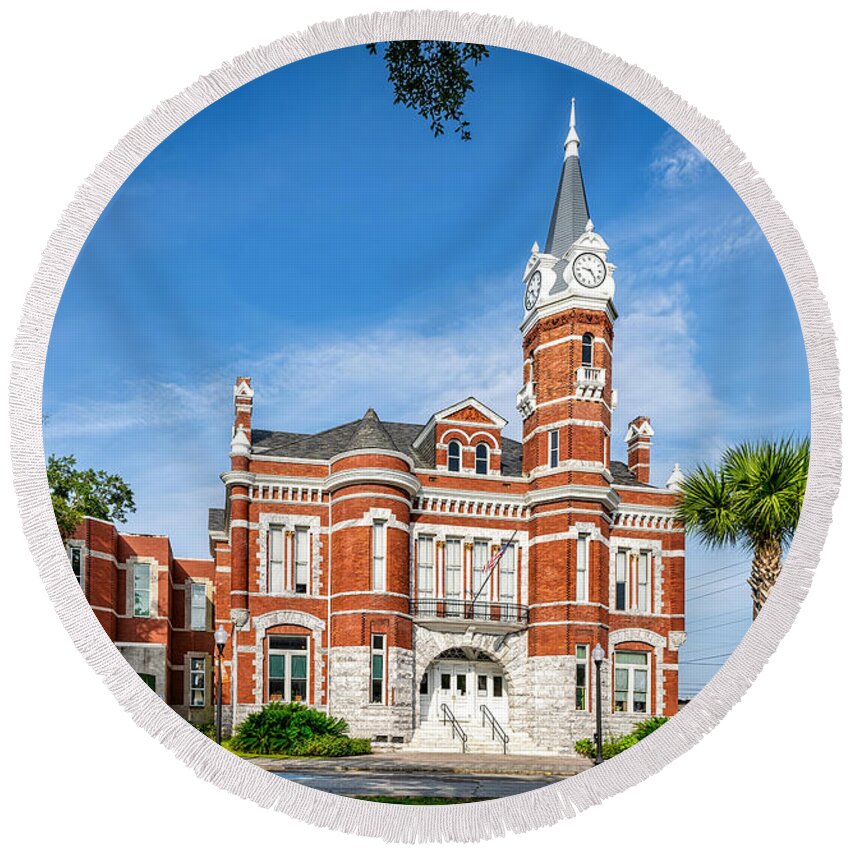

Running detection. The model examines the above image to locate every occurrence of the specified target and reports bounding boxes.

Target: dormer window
[475,443,489,475]
[447,440,461,472]
[581,333,594,366]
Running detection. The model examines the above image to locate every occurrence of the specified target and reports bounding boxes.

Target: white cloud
[650,133,709,188]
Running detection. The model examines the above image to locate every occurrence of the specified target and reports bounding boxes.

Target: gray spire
[344,408,400,452]
[544,98,590,257]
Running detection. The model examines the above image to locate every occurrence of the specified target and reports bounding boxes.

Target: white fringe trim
[8,10,840,843]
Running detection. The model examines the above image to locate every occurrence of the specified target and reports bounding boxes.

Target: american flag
[482,530,518,575]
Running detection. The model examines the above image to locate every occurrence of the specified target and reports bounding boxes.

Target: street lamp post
[592,643,606,765]
[214,624,229,745]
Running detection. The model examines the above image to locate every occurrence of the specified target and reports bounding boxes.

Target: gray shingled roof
[544,154,590,257]
[610,460,654,488]
[208,508,226,532]
[251,412,524,477]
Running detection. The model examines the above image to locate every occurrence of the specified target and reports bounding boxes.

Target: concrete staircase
[407,717,538,755]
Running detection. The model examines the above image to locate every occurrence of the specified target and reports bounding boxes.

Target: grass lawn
[354,796,491,805]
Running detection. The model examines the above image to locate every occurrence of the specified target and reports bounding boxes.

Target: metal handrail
[410,597,529,625]
[480,704,509,754]
[440,703,468,753]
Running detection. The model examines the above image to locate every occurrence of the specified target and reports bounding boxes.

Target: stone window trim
[123,556,160,619]
[608,536,664,614]
[256,512,322,596]
[186,579,211,631]
[251,609,325,707]
[184,651,210,709]
[66,539,87,594]
[608,628,667,715]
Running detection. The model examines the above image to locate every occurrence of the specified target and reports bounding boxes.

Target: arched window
[581,333,594,367]
[447,440,461,472]
[475,443,489,475]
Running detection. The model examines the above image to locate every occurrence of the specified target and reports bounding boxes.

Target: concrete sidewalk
[248,750,592,777]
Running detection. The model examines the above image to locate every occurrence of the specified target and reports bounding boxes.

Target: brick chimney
[625,416,654,484]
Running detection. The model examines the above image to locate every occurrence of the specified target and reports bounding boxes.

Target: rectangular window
[133,563,151,617]
[370,634,386,704]
[575,645,589,711]
[637,552,650,612]
[190,582,207,630]
[614,651,649,713]
[549,429,560,468]
[493,675,504,698]
[440,673,451,690]
[477,674,488,696]
[499,543,516,605]
[139,673,156,691]
[445,539,462,615]
[268,526,285,593]
[576,534,589,602]
[294,528,309,594]
[417,536,434,597]
[68,546,84,587]
[189,657,206,707]
[615,550,628,611]
[268,635,309,703]
[456,674,467,696]
[472,540,489,596]
[419,673,429,695]
[372,521,386,592]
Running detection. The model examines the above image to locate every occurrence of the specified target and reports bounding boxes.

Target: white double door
[422,661,507,727]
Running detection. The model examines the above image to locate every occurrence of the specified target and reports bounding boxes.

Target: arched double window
[447,440,461,472]
[581,333,594,367]
[475,443,489,475]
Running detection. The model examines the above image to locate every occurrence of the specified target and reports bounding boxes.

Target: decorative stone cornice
[325,466,420,498]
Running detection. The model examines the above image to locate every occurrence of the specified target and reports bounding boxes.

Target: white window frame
[294,527,309,594]
[576,533,589,602]
[581,333,594,367]
[447,440,461,472]
[417,536,435,597]
[189,656,206,707]
[498,542,516,604]
[613,651,650,714]
[67,544,84,589]
[444,538,463,600]
[637,551,650,612]
[267,635,310,703]
[475,443,489,475]
[370,633,387,704]
[372,520,387,591]
[190,582,207,631]
[472,540,489,596]
[549,429,560,468]
[615,549,628,611]
[133,562,151,618]
[268,526,285,593]
[575,644,589,711]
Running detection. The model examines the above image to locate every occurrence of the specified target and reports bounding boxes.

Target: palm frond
[674,464,739,548]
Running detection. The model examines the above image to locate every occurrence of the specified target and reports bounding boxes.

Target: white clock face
[572,252,607,288]
[524,270,542,310]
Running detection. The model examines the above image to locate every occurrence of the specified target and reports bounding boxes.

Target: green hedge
[231,702,370,756]
[575,716,668,761]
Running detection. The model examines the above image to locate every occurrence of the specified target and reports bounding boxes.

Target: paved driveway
[273,769,564,799]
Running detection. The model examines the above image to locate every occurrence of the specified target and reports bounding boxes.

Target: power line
[687,559,749,583]
[680,652,730,664]
[688,584,749,603]
[685,617,752,635]
[688,569,749,594]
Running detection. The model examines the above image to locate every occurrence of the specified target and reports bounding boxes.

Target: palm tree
[675,438,809,618]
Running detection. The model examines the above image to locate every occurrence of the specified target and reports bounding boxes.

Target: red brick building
[206,101,687,753]
[67,518,216,726]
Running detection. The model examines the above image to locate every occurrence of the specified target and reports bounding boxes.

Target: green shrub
[289,735,372,757]
[193,721,216,739]
[231,702,354,755]
[574,716,668,761]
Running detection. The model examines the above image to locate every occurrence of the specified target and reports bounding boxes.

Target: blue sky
[43,45,809,695]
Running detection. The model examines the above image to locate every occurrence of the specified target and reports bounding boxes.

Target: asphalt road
[273,769,563,799]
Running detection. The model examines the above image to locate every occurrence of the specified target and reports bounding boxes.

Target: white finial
[230,424,251,458]
[564,97,581,159]
[666,463,686,491]
[585,218,594,232]
[531,240,540,254]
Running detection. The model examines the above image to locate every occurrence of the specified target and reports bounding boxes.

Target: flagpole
[469,529,518,607]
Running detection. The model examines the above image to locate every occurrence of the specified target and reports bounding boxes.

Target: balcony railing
[410,597,529,625]
[575,365,606,400]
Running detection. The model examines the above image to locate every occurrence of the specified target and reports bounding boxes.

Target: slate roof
[251,411,524,477]
[544,153,590,257]
[610,460,655,489]
[208,508,226,532]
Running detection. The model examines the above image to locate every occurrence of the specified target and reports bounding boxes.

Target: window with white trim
[582,332,594,367]
[637,551,650,612]
[189,657,206,707]
[68,545,84,588]
[614,651,649,713]
[370,634,386,704]
[447,440,461,472]
[268,526,285,593]
[575,645,589,711]
[417,536,435,597]
[372,521,386,591]
[133,563,151,617]
[475,443,489,475]
[190,582,207,630]
[548,429,559,468]
[499,542,516,605]
[576,533,589,602]
[472,540,489,596]
[444,538,462,614]
[268,635,309,703]
[294,527,309,594]
[615,550,628,611]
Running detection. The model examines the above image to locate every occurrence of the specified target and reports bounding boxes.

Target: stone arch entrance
[418,647,510,728]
